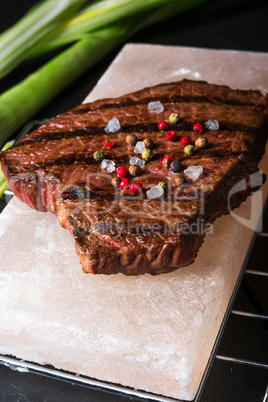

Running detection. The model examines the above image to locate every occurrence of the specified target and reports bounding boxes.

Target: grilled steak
[0,79,267,275]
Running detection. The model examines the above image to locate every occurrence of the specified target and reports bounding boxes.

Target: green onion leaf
[30,0,208,57]
[0,0,88,79]
[0,141,15,197]
[0,181,8,199]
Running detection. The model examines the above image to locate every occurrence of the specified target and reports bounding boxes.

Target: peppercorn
[158,121,169,130]
[168,113,180,124]
[119,178,130,189]
[162,155,174,168]
[116,166,128,178]
[180,136,192,147]
[170,160,182,173]
[130,182,143,194]
[166,131,177,142]
[142,148,153,161]
[184,144,195,156]
[158,181,168,190]
[174,174,186,187]
[104,137,114,148]
[129,164,142,177]
[193,122,203,134]
[143,138,154,149]
[111,177,120,189]
[93,150,105,162]
[126,133,138,146]
[195,136,208,149]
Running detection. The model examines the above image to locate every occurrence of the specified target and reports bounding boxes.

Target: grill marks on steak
[11,120,257,150]
[0,79,267,275]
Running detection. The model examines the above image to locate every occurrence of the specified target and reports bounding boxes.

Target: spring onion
[0,141,15,197]
[0,180,8,199]
[0,0,88,79]
[28,0,204,57]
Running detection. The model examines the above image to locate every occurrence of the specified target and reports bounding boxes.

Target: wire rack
[199,205,268,402]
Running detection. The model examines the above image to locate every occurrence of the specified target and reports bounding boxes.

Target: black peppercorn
[170,160,182,173]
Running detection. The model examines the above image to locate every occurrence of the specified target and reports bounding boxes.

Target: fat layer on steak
[1,79,268,275]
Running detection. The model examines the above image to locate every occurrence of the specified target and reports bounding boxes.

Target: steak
[0,79,267,275]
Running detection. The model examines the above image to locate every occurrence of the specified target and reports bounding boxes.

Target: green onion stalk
[28,0,206,57]
[0,141,15,197]
[0,179,7,199]
[0,0,88,79]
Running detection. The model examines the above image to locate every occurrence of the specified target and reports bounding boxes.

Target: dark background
[0,0,268,401]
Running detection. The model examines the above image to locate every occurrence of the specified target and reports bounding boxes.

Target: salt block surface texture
[0,44,268,401]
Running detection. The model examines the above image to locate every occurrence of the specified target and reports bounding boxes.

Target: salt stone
[129,156,145,168]
[146,185,164,199]
[148,101,164,114]
[205,119,219,130]
[104,117,121,133]
[101,159,115,173]
[184,165,203,181]
[134,141,146,154]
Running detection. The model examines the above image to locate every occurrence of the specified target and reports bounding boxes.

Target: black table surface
[0,0,268,401]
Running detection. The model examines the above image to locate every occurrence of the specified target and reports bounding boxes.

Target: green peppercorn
[93,150,105,162]
[168,113,180,124]
[195,136,208,149]
[142,148,153,161]
[158,181,168,190]
[126,133,138,146]
[129,164,142,177]
[184,145,195,156]
[143,138,154,149]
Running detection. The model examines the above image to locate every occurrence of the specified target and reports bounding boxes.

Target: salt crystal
[134,141,146,154]
[205,119,219,131]
[148,101,164,114]
[184,165,203,181]
[101,159,115,173]
[146,185,164,199]
[129,156,145,168]
[104,117,121,133]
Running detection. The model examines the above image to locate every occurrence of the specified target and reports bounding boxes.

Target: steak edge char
[1,79,267,275]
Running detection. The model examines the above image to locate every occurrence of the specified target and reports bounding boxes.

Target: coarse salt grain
[184,165,203,181]
[129,156,145,168]
[105,117,121,133]
[101,159,115,173]
[146,185,164,199]
[134,141,146,154]
[205,119,219,131]
[148,101,164,114]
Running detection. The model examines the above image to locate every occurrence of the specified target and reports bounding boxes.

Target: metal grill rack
[199,203,268,402]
